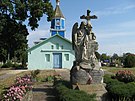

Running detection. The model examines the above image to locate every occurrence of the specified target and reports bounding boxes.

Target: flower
[2,74,33,101]
[115,70,135,83]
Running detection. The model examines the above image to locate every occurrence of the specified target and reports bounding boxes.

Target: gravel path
[32,83,58,101]
[31,69,70,101]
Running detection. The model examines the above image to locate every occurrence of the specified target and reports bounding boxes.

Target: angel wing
[72,22,78,50]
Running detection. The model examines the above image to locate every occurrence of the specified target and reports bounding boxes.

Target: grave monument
[70,10,104,85]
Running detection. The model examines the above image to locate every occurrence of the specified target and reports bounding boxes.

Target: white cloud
[94,19,135,40]
[117,20,135,29]
[124,4,135,10]
[97,31,134,40]
[27,29,50,47]
[94,19,135,55]
[99,41,135,55]
[94,4,135,17]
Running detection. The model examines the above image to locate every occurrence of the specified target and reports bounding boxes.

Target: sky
[27,0,135,56]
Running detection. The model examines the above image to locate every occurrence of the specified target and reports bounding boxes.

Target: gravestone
[70,10,104,84]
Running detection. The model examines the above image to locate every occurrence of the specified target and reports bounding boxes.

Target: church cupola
[50,0,65,37]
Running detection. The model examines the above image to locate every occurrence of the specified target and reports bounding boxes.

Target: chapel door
[53,53,62,69]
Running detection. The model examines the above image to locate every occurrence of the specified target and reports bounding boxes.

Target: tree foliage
[111,53,119,60]
[100,53,110,62]
[0,0,54,65]
[0,0,54,30]
[0,15,28,63]
[124,53,135,68]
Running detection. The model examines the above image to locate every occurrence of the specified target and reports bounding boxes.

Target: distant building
[28,0,75,70]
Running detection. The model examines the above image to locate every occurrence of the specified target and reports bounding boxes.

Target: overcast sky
[27,0,135,56]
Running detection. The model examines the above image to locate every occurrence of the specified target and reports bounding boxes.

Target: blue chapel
[28,0,75,70]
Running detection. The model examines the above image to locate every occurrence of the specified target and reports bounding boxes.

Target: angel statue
[71,10,104,85]
[72,21,87,63]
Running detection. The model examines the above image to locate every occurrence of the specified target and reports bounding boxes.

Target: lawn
[0,69,57,95]
[102,66,135,74]
[0,70,31,95]
[0,64,2,68]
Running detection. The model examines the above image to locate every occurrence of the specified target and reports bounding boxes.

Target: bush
[115,70,135,83]
[12,64,28,70]
[54,80,72,89]
[45,76,54,82]
[55,80,96,101]
[104,74,135,101]
[1,61,13,68]
[124,54,135,68]
[31,69,40,79]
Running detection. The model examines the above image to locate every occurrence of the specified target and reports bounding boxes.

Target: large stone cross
[80,10,97,26]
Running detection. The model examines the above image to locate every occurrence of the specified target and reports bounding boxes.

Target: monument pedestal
[70,66,104,84]
[89,69,104,84]
[72,84,107,101]
[70,67,90,85]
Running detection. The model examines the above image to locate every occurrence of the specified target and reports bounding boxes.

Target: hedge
[54,80,96,101]
[104,74,135,101]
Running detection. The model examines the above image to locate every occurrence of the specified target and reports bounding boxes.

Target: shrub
[12,64,28,70]
[115,70,135,83]
[104,74,135,101]
[1,61,13,68]
[44,76,54,82]
[55,80,96,101]
[124,54,135,68]
[54,80,72,89]
[31,69,40,79]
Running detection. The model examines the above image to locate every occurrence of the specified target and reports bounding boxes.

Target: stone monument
[70,10,104,85]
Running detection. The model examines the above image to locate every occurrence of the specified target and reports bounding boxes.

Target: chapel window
[56,43,59,49]
[45,54,50,62]
[65,54,69,61]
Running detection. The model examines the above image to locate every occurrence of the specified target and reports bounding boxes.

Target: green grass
[0,71,30,95]
[0,64,2,68]
[0,70,57,98]
[102,66,135,74]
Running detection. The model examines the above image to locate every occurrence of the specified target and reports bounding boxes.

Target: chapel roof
[28,34,72,52]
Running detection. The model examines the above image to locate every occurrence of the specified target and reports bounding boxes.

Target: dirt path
[32,83,58,101]
[31,69,70,101]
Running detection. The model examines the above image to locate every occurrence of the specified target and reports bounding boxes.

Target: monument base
[70,67,90,85]
[89,69,104,84]
[70,65,104,84]
[72,84,107,101]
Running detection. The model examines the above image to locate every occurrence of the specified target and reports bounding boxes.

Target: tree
[124,53,135,68]
[0,0,54,65]
[0,16,28,60]
[111,53,119,60]
[110,53,122,67]
[0,0,54,30]
[100,53,110,62]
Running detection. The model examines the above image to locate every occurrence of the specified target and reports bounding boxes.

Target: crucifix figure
[80,10,97,27]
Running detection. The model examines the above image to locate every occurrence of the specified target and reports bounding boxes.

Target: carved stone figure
[71,10,104,85]
[72,21,87,64]
[72,10,99,69]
